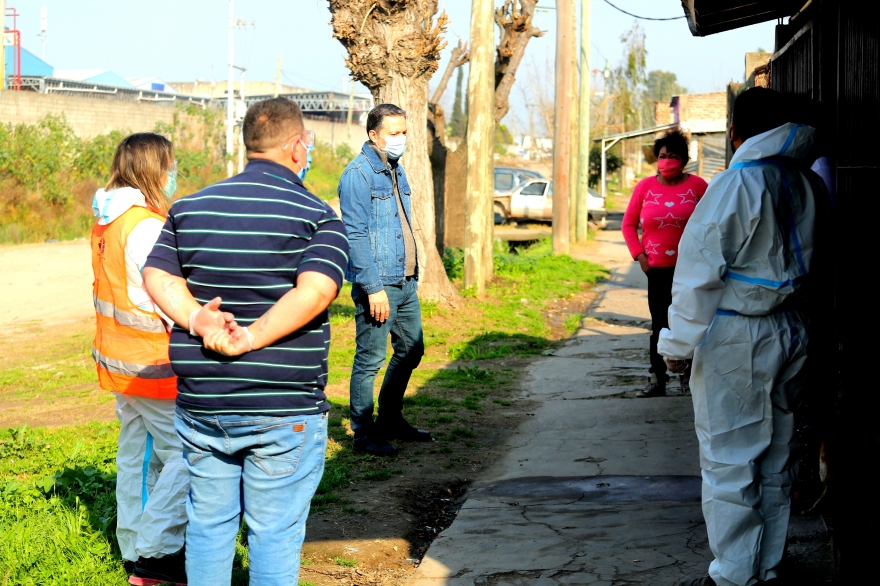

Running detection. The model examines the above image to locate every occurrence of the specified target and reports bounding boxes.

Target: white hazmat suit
[658,123,824,586]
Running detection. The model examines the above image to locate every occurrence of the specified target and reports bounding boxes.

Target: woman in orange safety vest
[91,133,187,585]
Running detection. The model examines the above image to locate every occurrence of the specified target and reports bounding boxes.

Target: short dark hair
[732,87,787,143]
[654,129,690,166]
[367,103,407,136]
[243,97,304,152]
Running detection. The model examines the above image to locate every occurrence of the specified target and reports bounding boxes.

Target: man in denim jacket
[338,104,431,456]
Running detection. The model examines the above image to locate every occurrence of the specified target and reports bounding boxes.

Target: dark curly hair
[653,129,690,167]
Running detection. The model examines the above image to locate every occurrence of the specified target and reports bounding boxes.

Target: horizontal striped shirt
[144,159,349,416]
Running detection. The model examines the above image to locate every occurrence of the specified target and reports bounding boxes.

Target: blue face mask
[383,135,407,159]
[163,165,178,199]
[297,140,313,181]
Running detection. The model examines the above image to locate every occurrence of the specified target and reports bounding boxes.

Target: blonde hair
[106,133,175,216]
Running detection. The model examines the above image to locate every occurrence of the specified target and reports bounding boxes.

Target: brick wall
[678,92,727,133]
[0,91,178,137]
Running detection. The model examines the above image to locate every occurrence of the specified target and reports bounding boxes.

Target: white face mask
[382,135,407,159]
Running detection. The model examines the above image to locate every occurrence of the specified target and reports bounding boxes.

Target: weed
[449,428,475,440]
[427,415,455,425]
[333,556,358,567]
[436,446,453,454]
[363,468,391,481]
[564,313,584,334]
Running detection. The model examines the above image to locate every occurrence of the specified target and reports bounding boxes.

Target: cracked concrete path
[408,221,827,586]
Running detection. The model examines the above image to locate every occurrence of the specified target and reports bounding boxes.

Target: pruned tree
[494,0,545,125]
[329,0,458,303]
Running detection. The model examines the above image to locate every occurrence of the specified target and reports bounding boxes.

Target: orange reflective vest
[91,206,177,399]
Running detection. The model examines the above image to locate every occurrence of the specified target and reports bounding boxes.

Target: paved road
[408,219,827,586]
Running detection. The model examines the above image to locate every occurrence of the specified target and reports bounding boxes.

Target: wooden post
[697,135,705,177]
[569,8,579,244]
[576,0,592,242]
[552,0,573,255]
[464,0,495,294]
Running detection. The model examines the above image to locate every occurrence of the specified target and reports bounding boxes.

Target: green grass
[333,556,358,567]
[0,329,97,401]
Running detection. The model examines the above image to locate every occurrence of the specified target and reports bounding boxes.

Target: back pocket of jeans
[253,421,307,477]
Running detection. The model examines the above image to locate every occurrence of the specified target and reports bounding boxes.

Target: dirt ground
[0,238,601,585]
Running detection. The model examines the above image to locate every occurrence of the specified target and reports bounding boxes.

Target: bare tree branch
[430,39,470,106]
[494,0,545,125]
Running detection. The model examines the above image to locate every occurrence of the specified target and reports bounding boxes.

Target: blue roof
[4,46,54,77]
[81,70,133,88]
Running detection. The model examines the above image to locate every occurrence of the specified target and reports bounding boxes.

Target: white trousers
[115,393,189,561]
[691,311,808,586]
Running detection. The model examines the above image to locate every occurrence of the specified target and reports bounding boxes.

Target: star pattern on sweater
[643,190,664,206]
[677,189,699,205]
[644,240,660,255]
[654,213,685,229]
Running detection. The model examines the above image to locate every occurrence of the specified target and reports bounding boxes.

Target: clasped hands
[189,297,253,357]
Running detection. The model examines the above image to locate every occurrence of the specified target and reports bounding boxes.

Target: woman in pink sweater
[622,129,708,398]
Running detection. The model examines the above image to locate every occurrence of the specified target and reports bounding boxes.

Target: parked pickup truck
[494,171,607,228]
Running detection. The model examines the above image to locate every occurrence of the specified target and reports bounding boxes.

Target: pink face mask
[657,159,683,179]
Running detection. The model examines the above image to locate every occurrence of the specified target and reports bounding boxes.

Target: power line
[601,0,685,21]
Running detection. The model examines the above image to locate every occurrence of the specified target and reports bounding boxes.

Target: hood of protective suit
[92,186,148,225]
[730,122,816,167]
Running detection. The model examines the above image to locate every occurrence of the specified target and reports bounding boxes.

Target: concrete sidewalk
[408,221,828,586]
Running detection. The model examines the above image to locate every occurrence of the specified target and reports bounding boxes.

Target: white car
[501,178,607,228]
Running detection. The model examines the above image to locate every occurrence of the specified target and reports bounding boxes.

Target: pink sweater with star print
[621,174,708,268]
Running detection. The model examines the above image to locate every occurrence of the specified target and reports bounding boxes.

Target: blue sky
[8,1,774,130]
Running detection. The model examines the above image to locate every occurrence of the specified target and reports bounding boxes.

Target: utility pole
[273,54,282,97]
[576,0,592,242]
[39,6,47,61]
[236,67,246,174]
[569,8,579,244]
[1,0,6,90]
[464,0,495,294]
[226,0,235,178]
[552,0,573,255]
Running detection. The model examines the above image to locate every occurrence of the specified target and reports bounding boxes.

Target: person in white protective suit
[658,88,827,586]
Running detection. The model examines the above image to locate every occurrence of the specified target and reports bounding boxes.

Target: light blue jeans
[175,408,328,586]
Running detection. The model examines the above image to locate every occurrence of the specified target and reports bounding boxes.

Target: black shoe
[636,381,666,398]
[381,421,432,442]
[353,435,399,456]
[130,550,187,585]
[677,575,716,586]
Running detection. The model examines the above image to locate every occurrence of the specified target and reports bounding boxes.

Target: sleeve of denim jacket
[338,165,384,294]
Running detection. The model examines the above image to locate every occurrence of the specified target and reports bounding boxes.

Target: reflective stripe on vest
[93,295,166,334]
[92,348,176,379]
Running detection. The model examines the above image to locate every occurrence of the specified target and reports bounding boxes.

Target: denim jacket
[338,142,419,294]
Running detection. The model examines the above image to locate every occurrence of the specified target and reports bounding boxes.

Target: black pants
[647,266,676,383]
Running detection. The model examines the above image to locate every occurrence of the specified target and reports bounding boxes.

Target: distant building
[4,45,53,77]
[54,69,134,88]
[128,78,178,94]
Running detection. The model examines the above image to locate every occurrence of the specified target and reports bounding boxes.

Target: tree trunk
[376,74,458,302]
[328,0,458,304]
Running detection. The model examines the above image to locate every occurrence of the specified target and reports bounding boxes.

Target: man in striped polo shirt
[143,97,348,585]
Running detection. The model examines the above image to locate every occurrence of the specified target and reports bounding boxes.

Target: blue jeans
[174,409,328,586]
[349,279,425,436]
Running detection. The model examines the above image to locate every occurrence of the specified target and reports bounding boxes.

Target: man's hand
[368,290,390,323]
[637,253,651,274]
[203,327,253,357]
[190,297,238,337]
[664,358,688,374]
